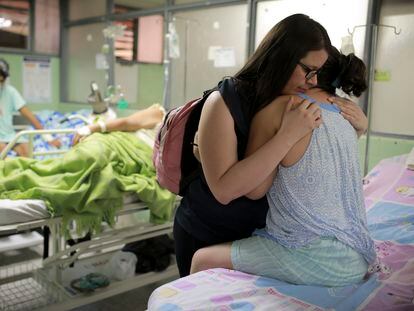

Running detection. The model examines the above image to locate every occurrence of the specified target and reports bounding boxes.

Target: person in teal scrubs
[0,58,61,157]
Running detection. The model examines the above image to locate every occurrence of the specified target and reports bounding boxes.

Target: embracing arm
[328,96,368,137]
[243,100,283,199]
[198,92,321,204]
[244,95,322,199]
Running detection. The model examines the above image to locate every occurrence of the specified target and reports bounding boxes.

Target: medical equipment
[87,81,117,123]
[347,24,402,175]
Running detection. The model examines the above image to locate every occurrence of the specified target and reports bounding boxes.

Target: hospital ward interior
[0,0,413,310]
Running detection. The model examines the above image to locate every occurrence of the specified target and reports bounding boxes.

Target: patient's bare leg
[14,143,29,157]
[190,242,233,274]
[128,104,165,130]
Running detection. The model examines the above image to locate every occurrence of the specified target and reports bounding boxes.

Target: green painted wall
[0,53,165,114]
[358,135,414,173]
[137,63,164,110]
[0,53,61,110]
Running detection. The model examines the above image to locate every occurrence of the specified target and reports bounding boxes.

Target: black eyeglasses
[298,62,321,80]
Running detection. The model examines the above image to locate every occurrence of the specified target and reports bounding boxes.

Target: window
[35,0,60,54]
[114,5,163,64]
[114,6,137,62]
[0,0,30,50]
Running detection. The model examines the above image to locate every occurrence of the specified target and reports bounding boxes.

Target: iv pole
[173,16,199,104]
[348,24,401,175]
[162,14,199,110]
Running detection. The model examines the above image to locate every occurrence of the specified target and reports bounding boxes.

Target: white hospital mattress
[0,199,48,225]
[0,192,140,226]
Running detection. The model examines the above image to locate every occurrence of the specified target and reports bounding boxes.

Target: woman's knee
[190,248,210,274]
[190,243,233,274]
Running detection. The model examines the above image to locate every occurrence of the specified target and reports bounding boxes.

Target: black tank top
[175,78,269,244]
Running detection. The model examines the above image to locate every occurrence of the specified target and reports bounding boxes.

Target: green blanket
[0,132,176,234]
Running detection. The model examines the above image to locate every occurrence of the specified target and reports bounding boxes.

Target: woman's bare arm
[243,97,286,199]
[198,92,320,204]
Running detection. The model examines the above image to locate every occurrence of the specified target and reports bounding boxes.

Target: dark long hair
[234,14,332,121]
[0,58,9,79]
[317,47,367,97]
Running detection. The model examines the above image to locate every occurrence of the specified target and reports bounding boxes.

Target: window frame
[113,4,139,64]
[0,0,32,53]
[0,0,59,57]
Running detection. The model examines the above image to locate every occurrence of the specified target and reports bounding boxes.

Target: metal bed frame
[0,127,179,310]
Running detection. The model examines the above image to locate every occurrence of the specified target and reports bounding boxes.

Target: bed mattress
[0,192,140,226]
[148,154,414,311]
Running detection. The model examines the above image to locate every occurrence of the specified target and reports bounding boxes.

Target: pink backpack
[153,79,245,195]
[153,92,212,195]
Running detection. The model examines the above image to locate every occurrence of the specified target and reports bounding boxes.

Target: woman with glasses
[190,47,374,287]
[174,13,366,278]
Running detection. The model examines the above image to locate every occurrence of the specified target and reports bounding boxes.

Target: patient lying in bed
[0,104,175,235]
[72,103,165,145]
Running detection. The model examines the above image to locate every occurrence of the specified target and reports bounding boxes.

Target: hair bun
[338,53,367,97]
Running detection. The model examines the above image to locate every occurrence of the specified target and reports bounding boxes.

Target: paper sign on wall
[23,57,51,103]
[95,53,109,70]
[208,46,222,60]
[213,47,236,68]
[374,69,391,82]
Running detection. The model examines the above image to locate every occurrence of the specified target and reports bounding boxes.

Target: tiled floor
[73,277,176,311]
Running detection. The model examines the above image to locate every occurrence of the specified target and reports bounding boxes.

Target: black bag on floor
[122,234,175,273]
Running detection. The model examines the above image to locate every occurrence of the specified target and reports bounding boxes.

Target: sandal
[70,273,110,293]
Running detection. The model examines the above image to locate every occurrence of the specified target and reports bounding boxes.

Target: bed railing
[0,128,78,160]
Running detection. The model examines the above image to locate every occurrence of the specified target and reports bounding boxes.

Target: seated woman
[190,47,375,287]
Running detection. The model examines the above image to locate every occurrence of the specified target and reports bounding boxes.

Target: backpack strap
[218,78,248,137]
[179,79,248,195]
[179,88,215,195]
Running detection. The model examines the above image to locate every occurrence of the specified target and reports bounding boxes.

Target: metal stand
[348,24,401,175]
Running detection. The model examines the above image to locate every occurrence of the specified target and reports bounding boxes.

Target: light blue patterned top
[255,94,376,263]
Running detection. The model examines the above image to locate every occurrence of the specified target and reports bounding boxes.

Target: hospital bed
[4,108,95,160]
[148,154,414,311]
[0,125,179,310]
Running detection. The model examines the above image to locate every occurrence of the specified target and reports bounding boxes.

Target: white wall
[170,4,248,107]
[371,0,414,136]
[255,0,369,59]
